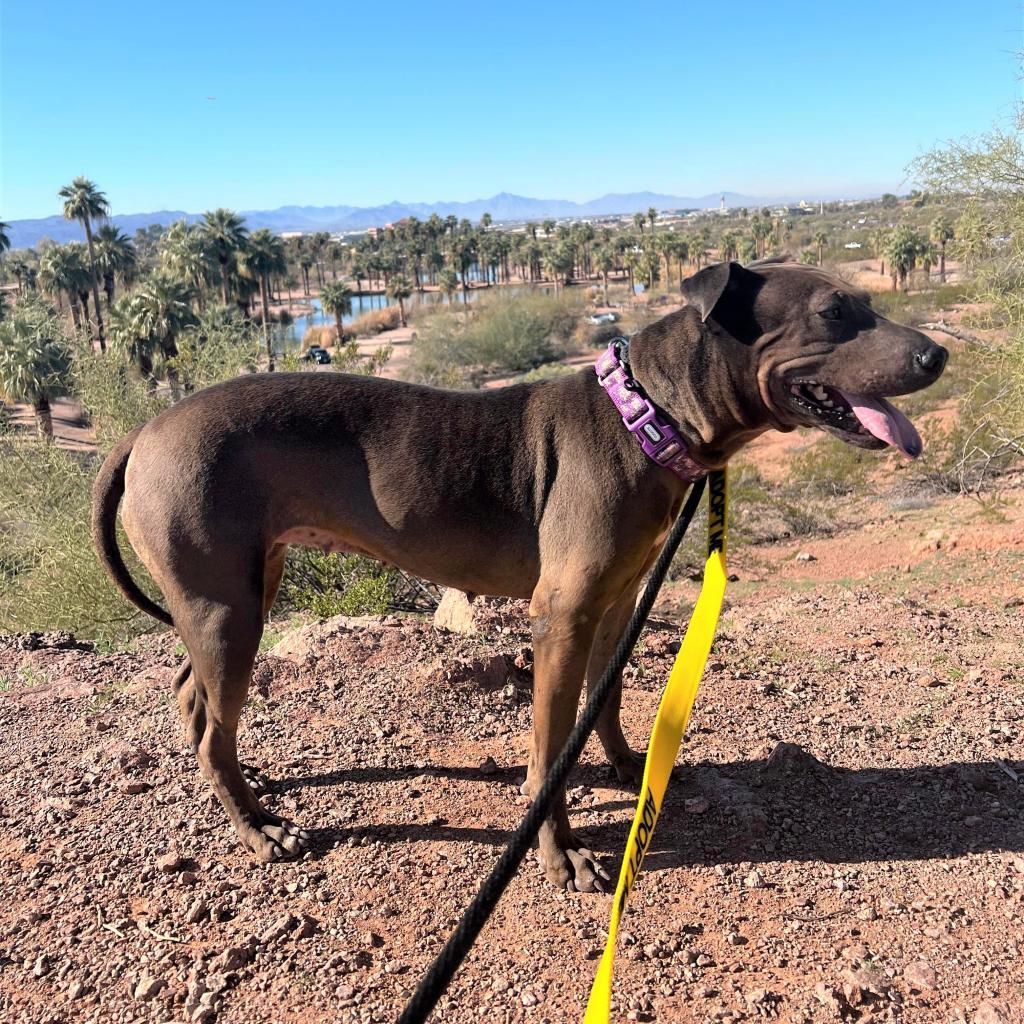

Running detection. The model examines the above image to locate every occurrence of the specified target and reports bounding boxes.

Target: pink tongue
[837,390,923,459]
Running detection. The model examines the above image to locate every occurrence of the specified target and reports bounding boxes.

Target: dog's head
[682,259,948,457]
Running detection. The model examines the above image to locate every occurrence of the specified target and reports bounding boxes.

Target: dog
[92,259,947,892]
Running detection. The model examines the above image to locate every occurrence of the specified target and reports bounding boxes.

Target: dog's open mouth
[787,382,923,458]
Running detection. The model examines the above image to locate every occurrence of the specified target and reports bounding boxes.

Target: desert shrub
[279,549,398,618]
[513,362,577,384]
[406,292,582,387]
[347,306,401,337]
[0,437,162,640]
[870,283,964,325]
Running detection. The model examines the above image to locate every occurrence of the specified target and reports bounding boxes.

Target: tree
[813,230,828,266]
[647,207,657,236]
[438,268,459,304]
[594,246,615,306]
[930,216,955,283]
[58,176,109,350]
[39,244,90,327]
[0,301,71,440]
[633,211,646,235]
[386,274,412,327]
[244,228,287,367]
[200,209,249,305]
[129,272,198,399]
[161,222,216,310]
[319,280,353,339]
[0,220,9,255]
[93,224,137,308]
[883,227,924,291]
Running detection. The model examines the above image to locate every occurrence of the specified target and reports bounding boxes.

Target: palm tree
[129,272,198,399]
[930,216,955,283]
[0,220,10,256]
[813,231,828,266]
[93,224,137,308]
[39,244,90,328]
[108,295,161,387]
[200,209,249,305]
[57,177,109,350]
[633,212,646,236]
[438,268,459,304]
[319,280,353,339]
[161,222,216,311]
[883,227,924,292]
[647,207,657,236]
[0,301,71,440]
[594,246,615,306]
[244,228,287,367]
[386,274,412,327]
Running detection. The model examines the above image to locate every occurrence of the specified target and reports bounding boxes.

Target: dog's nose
[914,342,948,376]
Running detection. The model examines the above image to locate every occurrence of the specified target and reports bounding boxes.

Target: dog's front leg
[587,583,646,785]
[524,581,611,892]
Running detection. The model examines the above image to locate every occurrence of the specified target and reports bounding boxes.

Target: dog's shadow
[277,754,1024,869]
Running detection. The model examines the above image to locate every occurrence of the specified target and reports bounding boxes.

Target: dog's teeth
[812,385,828,401]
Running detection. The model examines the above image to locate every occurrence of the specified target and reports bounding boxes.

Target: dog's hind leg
[238,544,288,798]
[586,583,646,785]
[171,554,308,862]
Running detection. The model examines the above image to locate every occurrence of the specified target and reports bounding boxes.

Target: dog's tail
[91,427,174,627]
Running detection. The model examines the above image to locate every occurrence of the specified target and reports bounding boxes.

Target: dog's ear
[681,261,746,322]
[682,261,764,341]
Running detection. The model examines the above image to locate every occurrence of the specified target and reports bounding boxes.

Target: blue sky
[1,1,1021,220]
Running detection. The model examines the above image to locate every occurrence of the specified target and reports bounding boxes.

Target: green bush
[407,291,582,386]
[279,549,398,618]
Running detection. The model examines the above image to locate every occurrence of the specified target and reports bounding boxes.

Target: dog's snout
[914,342,948,376]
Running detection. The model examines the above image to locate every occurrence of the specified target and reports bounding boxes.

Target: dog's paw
[608,747,646,786]
[240,811,310,862]
[537,838,610,893]
[240,763,271,796]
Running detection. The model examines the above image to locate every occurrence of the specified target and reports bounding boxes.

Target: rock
[433,590,483,635]
[294,913,319,939]
[795,551,816,562]
[903,960,937,990]
[520,989,541,1007]
[974,1000,1012,1024]
[362,931,384,948]
[813,982,841,1010]
[134,975,167,1001]
[743,870,765,889]
[843,964,888,999]
[478,756,500,775]
[185,900,209,924]
[684,796,710,814]
[209,944,255,973]
[156,852,184,874]
[32,954,50,978]
[915,673,942,688]
[260,912,297,943]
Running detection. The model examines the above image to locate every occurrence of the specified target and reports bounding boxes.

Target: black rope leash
[396,477,708,1024]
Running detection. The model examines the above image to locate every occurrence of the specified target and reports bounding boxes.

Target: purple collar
[595,338,709,484]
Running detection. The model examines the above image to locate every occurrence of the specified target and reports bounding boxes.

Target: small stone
[32,955,50,978]
[857,906,878,921]
[67,980,88,1000]
[260,912,297,943]
[745,988,768,1006]
[362,931,384,948]
[813,982,841,1009]
[743,870,765,889]
[210,945,254,973]
[974,1001,1011,1024]
[795,551,816,562]
[185,900,209,924]
[521,989,541,1007]
[478,756,500,775]
[916,674,941,688]
[124,781,150,794]
[685,796,710,814]
[134,976,167,1001]
[903,960,937,990]
[156,852,184,874]
[294,913,319,939]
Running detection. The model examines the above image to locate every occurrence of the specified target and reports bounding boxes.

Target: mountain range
[6,190,828,249]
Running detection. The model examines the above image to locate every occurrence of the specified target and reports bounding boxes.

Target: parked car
[304,346,332,365]
[586,311,620,325]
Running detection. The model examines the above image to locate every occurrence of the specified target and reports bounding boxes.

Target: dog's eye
[818,304,843,321]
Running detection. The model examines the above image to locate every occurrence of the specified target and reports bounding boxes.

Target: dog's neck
[627,308,772,468]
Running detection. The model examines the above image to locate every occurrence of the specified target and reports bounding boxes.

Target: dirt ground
[1,448,1022,1024]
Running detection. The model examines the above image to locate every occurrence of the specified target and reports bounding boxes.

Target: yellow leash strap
[584,468,729,1024]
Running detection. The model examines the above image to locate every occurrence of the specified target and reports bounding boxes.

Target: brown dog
[92,260,947,892]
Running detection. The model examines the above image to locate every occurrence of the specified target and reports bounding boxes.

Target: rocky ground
[1,475,1023,1024]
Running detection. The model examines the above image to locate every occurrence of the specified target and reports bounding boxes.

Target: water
[274,278,552,350]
